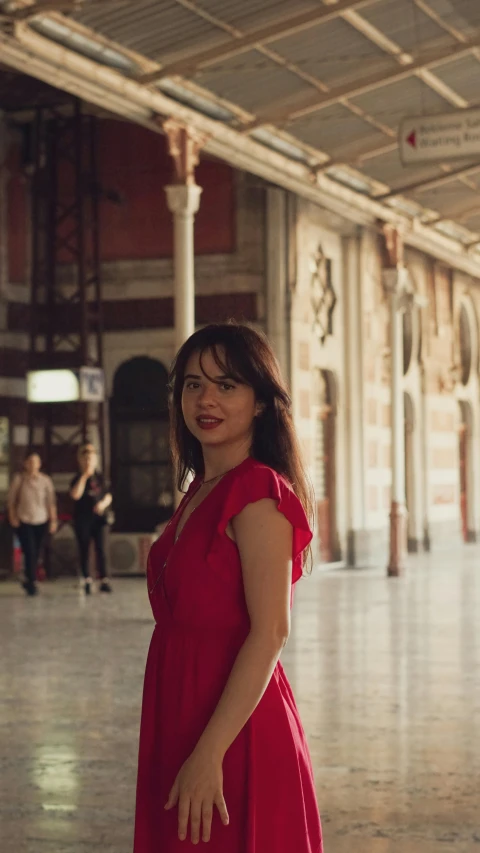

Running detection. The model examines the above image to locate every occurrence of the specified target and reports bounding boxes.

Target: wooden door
[315,408,335,563]
[404,396,415,550]
[459,423,468,542]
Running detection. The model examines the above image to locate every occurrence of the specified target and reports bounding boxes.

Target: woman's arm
[93,491,112,514]
[166,498,293,844]
[70,473,89,501]
[7,475,21,527]
[197,498,292,755]
[47,478,58,533]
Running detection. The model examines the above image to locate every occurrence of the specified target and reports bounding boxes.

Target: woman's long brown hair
[169,323,314,554]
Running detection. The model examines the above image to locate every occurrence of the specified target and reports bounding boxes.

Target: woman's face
[181,348,261,453]
[24,454,41,476]
[79,445,97,473]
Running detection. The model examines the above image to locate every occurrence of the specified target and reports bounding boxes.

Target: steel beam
[376,162,480,200]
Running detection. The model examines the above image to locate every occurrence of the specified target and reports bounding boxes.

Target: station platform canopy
[1,0,480,274]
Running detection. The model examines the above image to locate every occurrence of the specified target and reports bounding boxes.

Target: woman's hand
[165,746,229,844]
[49,519,58,535]
[93,500,105,515]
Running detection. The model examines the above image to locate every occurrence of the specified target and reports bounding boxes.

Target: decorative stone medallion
[309,244,337,344]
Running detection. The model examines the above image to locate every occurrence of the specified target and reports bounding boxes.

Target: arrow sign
[400,108,480,164]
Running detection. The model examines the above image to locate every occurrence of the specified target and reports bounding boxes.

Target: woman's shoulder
[230,457,294,493]
[218,457,313,566]
[221,457,302,520]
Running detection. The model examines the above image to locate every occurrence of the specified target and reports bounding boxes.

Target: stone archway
[315,370,340,563]
[403,392,417,552]
[110,357,173,533]
[458,400,474,543]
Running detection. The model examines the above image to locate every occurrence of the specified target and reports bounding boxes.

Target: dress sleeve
[218,465,313,583]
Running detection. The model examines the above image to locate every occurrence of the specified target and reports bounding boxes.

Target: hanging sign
[79,367,105,402]
[399,108,480,164]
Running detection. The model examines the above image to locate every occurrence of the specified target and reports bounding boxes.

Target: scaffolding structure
[27,98,104,476]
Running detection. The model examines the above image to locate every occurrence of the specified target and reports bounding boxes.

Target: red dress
[133,457,323,853]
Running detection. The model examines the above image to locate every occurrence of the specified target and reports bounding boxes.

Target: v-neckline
[173,478,204,544]
[172,457,251,545]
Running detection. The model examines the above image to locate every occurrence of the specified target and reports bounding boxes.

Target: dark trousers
[17,522,48,586]
[74,516,107,579]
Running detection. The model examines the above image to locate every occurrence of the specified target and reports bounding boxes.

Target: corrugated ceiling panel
[73,1,225,63]
[360,0,457,54]
[200,0,317,30]
[197,50,315,114]
[462,214,480,233]
[351,76,454,128]
[431,54,480,104]
[289,105,389,156]
[360,147,447,187]
[420,0,480,39]
[269,15,399,88]
[411,181,479,214]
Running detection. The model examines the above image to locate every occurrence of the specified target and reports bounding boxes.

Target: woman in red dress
[134,323,323,852]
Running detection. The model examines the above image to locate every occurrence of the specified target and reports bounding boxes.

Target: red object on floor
[13,544,22,574]
[134,457,323,853]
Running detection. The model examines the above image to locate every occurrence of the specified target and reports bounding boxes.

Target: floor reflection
[0,547,479,852]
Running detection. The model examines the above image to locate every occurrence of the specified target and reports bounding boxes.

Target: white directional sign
[79,367,105,402]
[399,108,480,164]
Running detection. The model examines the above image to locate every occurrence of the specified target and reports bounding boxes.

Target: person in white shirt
[7,451,57,596]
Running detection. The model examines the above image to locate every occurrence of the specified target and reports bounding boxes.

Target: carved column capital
[380,222,404,269]
[165,183,202,217]
[163,119,208,186]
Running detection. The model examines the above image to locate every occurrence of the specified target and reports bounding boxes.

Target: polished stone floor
[1,548,479,853]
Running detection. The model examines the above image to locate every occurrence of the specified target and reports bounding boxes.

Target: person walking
[70,443,113,595]
[133,323,322,852]
[7,451,57,596]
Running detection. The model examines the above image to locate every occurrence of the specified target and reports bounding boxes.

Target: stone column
[343,231,367,565]
[384,268,408,575]
[266,187,288,377]
[165,184,202,352]
[163,120,206,353]
[381,226,408,576]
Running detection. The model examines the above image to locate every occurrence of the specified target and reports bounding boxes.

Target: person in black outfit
[70,443,113,594]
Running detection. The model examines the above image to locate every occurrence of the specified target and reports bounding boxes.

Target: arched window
[111,357,173,533]
[314,370,340,563]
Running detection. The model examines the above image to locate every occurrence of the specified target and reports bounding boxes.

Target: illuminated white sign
[399,108,480,164]
[27,370,80,403]
[27,368,105,403]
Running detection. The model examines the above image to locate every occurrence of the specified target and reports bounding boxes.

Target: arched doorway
[314,370,340,563]
[110,357,173,533]
[404,392,416,552]
[458,401,472,543]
